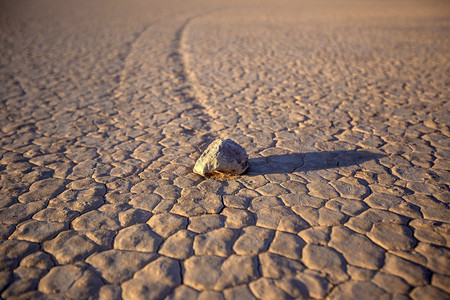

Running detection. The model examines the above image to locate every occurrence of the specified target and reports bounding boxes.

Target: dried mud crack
[1,0,449,299]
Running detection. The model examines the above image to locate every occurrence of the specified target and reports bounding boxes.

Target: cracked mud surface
[1,0,449,299]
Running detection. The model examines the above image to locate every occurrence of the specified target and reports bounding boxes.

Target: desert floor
[0,0,449,299]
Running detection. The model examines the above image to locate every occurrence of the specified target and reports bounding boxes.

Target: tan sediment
[0,0,449,299]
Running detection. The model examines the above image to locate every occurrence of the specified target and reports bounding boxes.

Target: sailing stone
[193,139,249,177]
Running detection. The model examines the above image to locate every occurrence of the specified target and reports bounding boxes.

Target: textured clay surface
[0,0,449,299]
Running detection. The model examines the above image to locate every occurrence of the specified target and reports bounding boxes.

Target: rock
[193,139,249,177]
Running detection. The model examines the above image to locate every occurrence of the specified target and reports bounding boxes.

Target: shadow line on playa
[246,150,386,175]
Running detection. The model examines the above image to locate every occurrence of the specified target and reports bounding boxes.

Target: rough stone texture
[19,252,54,270]
[215,255,259,290]
[86,250,156,284]
[233,226,274,255]
[382,253,430,287]
[187,214,225,233]
[38,265,84,294]
[372,272,411,294]
[431,274,450,294]
[99,285,122,300]
[297,226,330,245]
[0,240,39,271]
[71,210,121,231]
[411,285,449,300]
[193,139,249,177]
[223,285,257,300]
[269,231,305,260]
[114,224,162,252]
[147,213,188,238]
[329,226,385,270]
[415,242,450,276]
[193,228,237,257]
[68,269,104,299]
[276,271,331,299]
[122,257,181,300]
[10,220,67,243]
[222,208,254,229]
[346,209,407,233]
[328,281,390,300]
[1,0,449,299]
[259,252,304,279]
[410,219,450,247]
[166,285,199,300]
[302,244,349,284]
[43,231,99,264]
[0,201,47,225]
[249,278,289,300]
[198,291,225,300]
[183,256,225,291]
[368,223,417,251]
[1,267,45,298]
[18,178,65,203]
[171,188,224,217]
[159,230,195,259]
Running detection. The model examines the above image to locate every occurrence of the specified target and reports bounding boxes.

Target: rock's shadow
[247,150,386,175]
